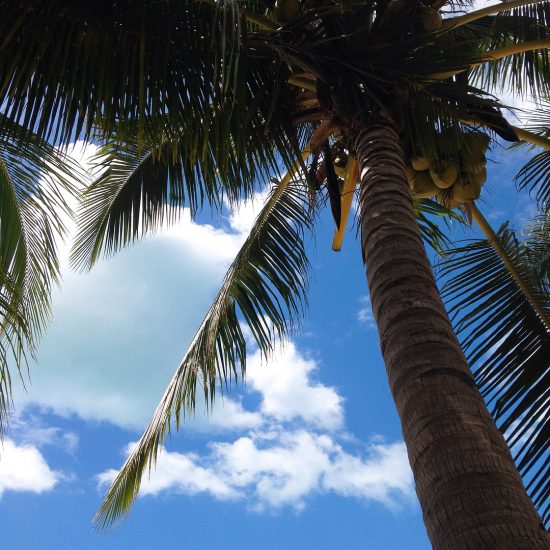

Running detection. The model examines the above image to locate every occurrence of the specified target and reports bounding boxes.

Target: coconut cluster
[407,132,490,208]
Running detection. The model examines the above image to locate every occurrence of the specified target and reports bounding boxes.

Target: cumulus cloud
[357,295,376,329]
[246,342,344,431]
[14,142,270,430]
[98,340,413,513]
[0,439,60,498]
[98,433,413,513]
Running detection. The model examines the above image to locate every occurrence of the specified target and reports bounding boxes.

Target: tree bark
[353,115,549,549]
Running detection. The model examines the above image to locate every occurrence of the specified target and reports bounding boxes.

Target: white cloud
[98,432,413,513]
[14,142,270,430]
[98,341,413,514]
[0,439,60,497]
[246,342,344,431]
[357,295,376,329]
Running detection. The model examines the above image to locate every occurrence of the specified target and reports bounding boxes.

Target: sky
[1,132,539,549]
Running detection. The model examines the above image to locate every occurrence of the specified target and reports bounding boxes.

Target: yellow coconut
[469,166,487,187]
[462,159,487,175]
[452,180,482,203]
[464,132,490,154]
[411,156,431,171]
[412,171,439,198]
[430,163,459,189]
[406,166,418,189]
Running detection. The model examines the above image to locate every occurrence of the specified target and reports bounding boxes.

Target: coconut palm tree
[1,0,549,547]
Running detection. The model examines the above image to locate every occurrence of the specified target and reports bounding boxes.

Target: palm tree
[1,1,549,547]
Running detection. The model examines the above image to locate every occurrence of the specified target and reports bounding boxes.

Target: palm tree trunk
[353,115,549,549]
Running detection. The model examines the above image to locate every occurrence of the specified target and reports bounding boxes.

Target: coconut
[464,132,490,154]
[411,156,431,171]
[412,171,438,198]
[430,163,458,189]
[469,167,487,187]
[420,8,442,31]
[406,166,418,189]
[452,181,482,202]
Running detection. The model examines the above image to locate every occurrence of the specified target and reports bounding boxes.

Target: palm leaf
[0,115,85,434]
[94,157,313,528]
[515,101,550,211]
[72,109,311,271]
[438,223,550,525]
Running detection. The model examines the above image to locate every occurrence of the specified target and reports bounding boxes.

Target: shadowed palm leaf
[515,101,550,210]
[0,115,85,434]
[94,165,313,527]
[439,222,550,523]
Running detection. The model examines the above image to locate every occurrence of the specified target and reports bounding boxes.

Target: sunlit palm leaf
[439,223,550,524]
[94,168,313,528]
[415,197,462,255]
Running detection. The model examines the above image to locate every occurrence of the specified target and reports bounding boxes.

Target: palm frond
[94,162,313,528]
[0,115,85,434]
[466,5,550,98]
[72,108,311,271]
[438,223,550,525]
[0,1,246,141]
[414,197,463,254]
[515,101,550,211]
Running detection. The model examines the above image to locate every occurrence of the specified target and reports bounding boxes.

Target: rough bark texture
[353,116,550,549]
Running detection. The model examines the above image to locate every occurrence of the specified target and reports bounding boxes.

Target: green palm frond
[0,0,253,144]
[466,4,550,98]
[439,223,550,524]
[0,115,85,434]
[515,101,550,211]
[94,162,313,528]
[414,197,463,255]
[525,211,550,281]
[72,110,311,271]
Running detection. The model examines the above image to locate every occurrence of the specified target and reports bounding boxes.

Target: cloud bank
[98,341,414,513]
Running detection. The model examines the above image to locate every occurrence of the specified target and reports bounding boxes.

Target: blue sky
[1,139,537,549]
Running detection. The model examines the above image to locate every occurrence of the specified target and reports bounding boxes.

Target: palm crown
[0,0,549,545]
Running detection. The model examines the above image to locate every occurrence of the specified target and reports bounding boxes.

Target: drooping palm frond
[72,109,312,271]
[515,101,550,211]
[0,115,85,434]
[415,197,463,255]
[94,156,313,528]
[438,222,550,525]
[525,210,550,281]
[0,0,245,144]
[465,3,550,98]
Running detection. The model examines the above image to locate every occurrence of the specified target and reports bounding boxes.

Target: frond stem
[444,0,548,30]
[471,201,550,332]
[198,0,278,30]
[432,39,550,79]
[513,127,550,150]
[287,76,317,92]
[461,118,550,150]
